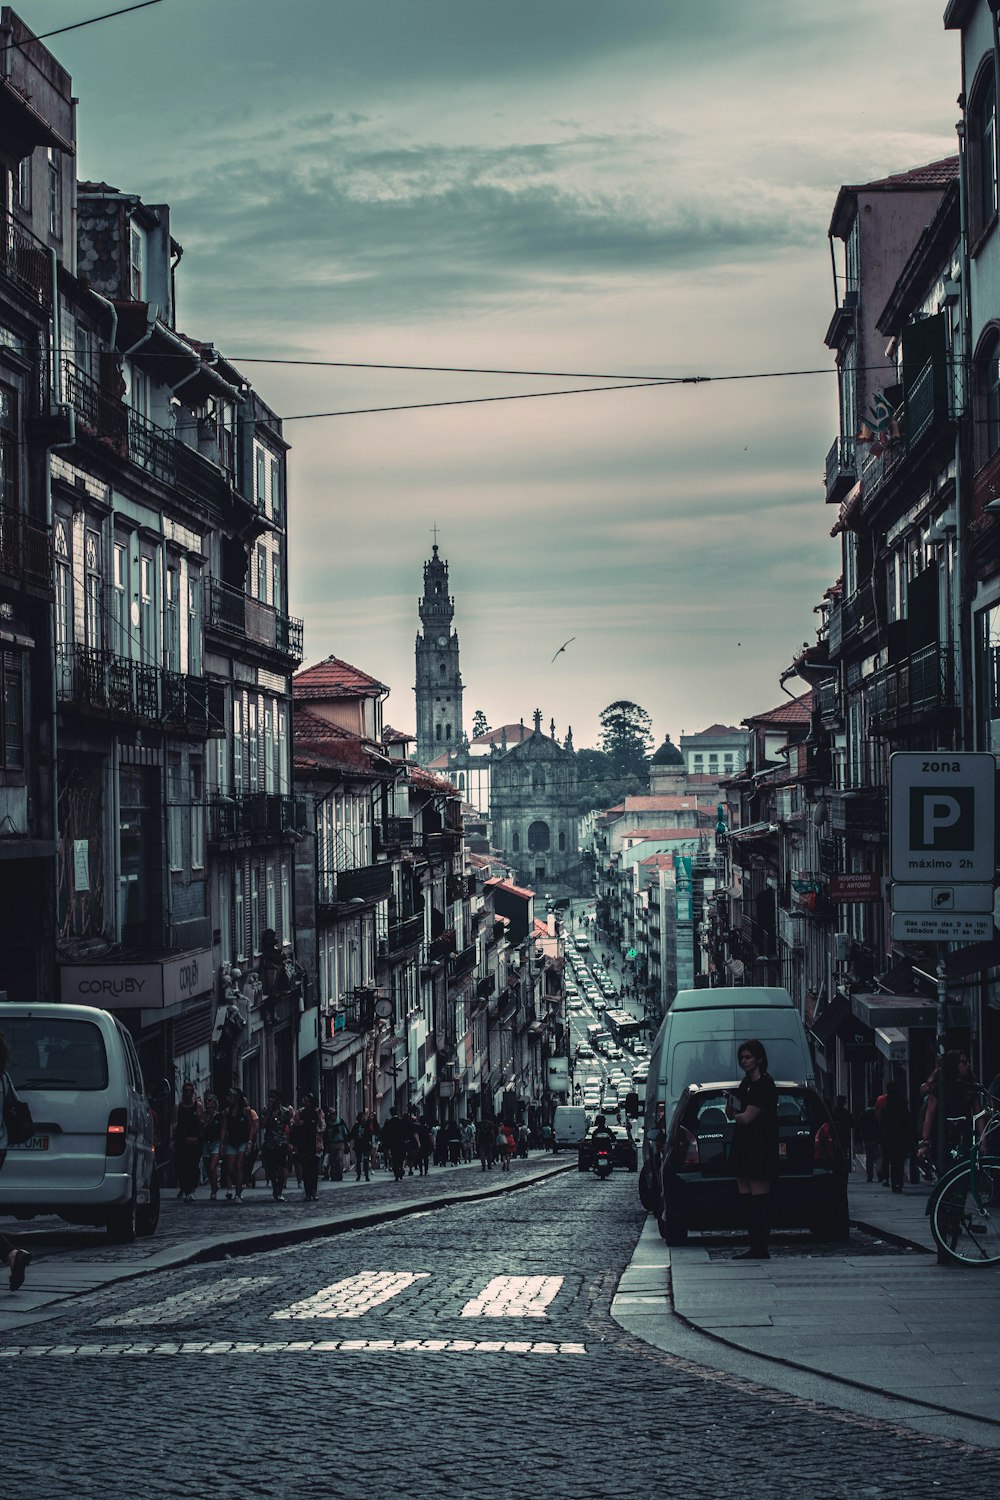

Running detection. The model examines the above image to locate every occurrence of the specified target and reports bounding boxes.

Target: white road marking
[0,1339,586,1358]
[272,1270,430,1320]
[96,1276,276,1327]
[459,1275,563,1318]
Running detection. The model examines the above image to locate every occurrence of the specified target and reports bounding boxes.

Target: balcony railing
[869,642,956,731]
[450,942,478,978]
[378,912,424,959]
[374,817,414,853]
[816,676,841,726]
[825,435,856,504]
[207,578,303,664]
[840,582,877,645]
[830,789,887,839]
[2,219,50,306]
[62,361,233,512]
[209,793,307,844]
[0,507,52,588]
[57,645,224,734]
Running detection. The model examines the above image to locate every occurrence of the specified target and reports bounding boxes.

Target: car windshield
[5,1017,109,1091]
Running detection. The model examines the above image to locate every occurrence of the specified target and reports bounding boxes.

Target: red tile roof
[470,722,533,747]
[486,877,535,901]
[293,655,388,701]
[639,849,696,867]
[627,828,703,841]
[743,691,813,727]
[684,723,743,738]
[409,767,461,796]
[293,708,378,773]
[830,157,958,237]
[623,795,702,810]
[382,725,414,744]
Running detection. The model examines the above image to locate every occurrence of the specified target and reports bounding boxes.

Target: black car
[656,1081,849,1244]
[578,1123,638,1173]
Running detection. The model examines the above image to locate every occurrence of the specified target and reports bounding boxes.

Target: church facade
[489,712,580,890]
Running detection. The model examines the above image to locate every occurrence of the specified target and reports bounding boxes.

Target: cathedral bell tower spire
[414,541,465,766]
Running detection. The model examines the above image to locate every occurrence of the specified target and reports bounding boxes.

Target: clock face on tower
[437,635,448,647]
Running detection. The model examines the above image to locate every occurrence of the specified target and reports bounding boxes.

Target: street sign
[890,911,995,943]
[891,883,994,913]
[889,752,995,884]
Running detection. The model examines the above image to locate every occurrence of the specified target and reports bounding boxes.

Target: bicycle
[926,1093,1000,1267]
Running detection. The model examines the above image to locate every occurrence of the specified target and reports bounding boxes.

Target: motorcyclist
[589,1112,617,1157]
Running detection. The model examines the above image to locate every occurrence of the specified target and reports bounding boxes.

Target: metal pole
[936,952,948,1182]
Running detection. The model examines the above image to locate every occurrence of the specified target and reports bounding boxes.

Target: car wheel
[657,1210,688,1245]
[137,1168,161,1237]
[107,1187,138,1244]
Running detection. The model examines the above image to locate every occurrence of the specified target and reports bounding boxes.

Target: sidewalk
[613,1171,1000,1446]
[0,1155,572,1336]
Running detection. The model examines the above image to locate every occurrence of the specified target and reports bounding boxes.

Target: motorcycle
[593,1144,613,1180]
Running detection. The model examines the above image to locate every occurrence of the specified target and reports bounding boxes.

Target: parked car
[0,1002,160,1242]
[655,1081,849,1245]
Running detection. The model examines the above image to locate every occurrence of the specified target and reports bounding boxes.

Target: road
[3,1172,996,1500]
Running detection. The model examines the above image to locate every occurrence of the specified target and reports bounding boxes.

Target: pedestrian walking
[919,1050,982,1170]
[444,1117,463,1165]
[461,1118,475,1163]
[292,1093,325,1201]
[417,1117,434,1175]
[323,1108,349,1181]
[260,1089,293,1201]
[380,1106,409,1181]
[348,1113,374,1180]
[726,1039,779,1260]
[173,1082,203,1202]
[857,1098,881,1183]
[0,1031,31,1291]
[220,1088,254,1203]
[831,1094,854,1171]
[516,1122,530,1159]
[880,1082,915,1192]
[475,1114,496,1171]
[497,1121,515,1171]
[200,1093,222,1199]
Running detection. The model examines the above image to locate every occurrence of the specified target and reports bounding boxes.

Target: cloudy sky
[43,0,960,749]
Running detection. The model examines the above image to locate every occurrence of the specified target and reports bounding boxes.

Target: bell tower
[415,542,464,765]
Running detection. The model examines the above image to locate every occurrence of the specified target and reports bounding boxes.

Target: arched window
[532,770,546,792]
[458,772,465,790]
[558,830,566,851]
[971,61,998,244]
[435,723,442,741]
[439,661,446,675]
[977,327,1000,463]
[512,831,519,852]
[528,820,550,852]
[445,723,452,740]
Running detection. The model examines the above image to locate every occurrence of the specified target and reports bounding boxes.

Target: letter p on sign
[909,787,975,850]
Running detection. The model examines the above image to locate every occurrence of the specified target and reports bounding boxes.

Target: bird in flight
[551,637,575,662]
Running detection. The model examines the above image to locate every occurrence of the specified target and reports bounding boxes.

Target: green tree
[598,700,653,778]
[472,709,490,738]
[574,747,646,814]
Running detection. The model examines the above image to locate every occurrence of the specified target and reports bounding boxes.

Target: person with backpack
[172,1081,203,1203]
[348,1113,374,1181]
[260,1089,293,1201]
[323,1108,349,1182]
[475,1114,496,1172]
[292,1093,325,1201]
[0,1030,31,1290]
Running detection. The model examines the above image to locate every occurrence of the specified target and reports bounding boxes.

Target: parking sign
[889,753,996,884]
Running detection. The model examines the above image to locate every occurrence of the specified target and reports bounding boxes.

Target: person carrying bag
[0,1029,33,1290]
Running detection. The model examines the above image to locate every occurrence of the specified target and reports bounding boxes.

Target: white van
[0,1003,160,1241]
[642,987,814,1162]
[552,1104,589,1152]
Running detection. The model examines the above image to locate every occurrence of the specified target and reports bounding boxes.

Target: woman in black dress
[726,1039,779,1260]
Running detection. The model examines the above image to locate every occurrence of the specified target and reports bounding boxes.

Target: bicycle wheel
[929,1155,1000,1266]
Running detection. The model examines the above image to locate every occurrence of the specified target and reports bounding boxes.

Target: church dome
[651,735,684,767]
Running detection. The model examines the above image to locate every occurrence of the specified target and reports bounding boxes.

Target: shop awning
[809,992,850,1048]
[851,992,969,1030]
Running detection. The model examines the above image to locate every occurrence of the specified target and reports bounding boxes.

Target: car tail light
[106,1108,128,1157]
[814,1121,835,1161]
[679,1127,700,1168]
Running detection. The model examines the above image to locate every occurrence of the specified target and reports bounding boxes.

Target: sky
[36,0,962,750]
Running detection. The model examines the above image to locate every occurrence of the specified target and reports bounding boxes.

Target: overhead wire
[1,1,165,54]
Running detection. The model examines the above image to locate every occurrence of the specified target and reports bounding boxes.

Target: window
[558,830,566,852]
[270,457,282,525]
[512,831,519,852]
[264,705,274,792]
[54,518,71,693]
[129,223,144,300]
[164,560,180,671]
[272,558,281,612]
[255,446,266,509]
[190,759,204,870]
[972,65,998,243]
[1,652,25,769]
[17,155,31,212]
[248,698,259,790]
[693,753,703,765]
[187,571,202,675]
[528,820,550,852]
[251,865,261,954]
[47,149,61,239]
[112,541,127,657]
[168,756,183,871]
[234,877,245,962]
[233,698,244,793]
[0,384,17,508]
[980,328,1000,461]
[84,530,102,651]
[266,862,276,935]
[257,544,267,603]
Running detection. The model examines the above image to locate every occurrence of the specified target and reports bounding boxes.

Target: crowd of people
[169,1087,539,1201]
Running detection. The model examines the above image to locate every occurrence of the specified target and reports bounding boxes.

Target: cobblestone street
[4,1173,999,1500]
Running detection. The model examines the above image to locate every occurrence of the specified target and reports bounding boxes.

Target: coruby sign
[60,948,213,1009]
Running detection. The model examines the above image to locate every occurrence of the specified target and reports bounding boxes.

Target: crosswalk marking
[96,1276,275,1328]
[459,1275,563,1318]
[0,1338,587,1359]
[272,1271,430,1321]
